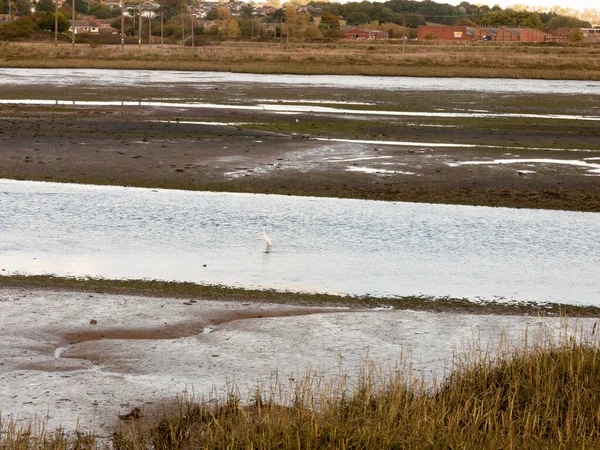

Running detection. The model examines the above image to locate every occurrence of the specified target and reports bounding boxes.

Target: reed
[1,41,600,79]
[104,322,600,449]
[0,416,96,450]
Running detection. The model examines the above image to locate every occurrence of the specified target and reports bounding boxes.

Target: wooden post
[54,1,58,46]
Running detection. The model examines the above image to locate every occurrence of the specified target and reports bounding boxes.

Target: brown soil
[1,104,599,211]
[62,307,340,344]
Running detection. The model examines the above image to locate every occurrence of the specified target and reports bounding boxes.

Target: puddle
[448,158,600,174]
[255,99,377,106]
[328,156,394,163]
[1,99,599,122]
[55,344,74,359]
[345,166,417,175]
[315,138,600,153]
[316,137,478,148]
[152,120,263,127]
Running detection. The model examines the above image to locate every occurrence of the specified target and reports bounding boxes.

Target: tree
[404,14,426,28]
[240,2,254,19]
[369,5,395,24]
[11,0,31,15]
[267,7,284,23]
[37,10,69,31]
[35,0,54,13]
[237,17,262,37]
[156,0,180,20]
[74,0,87,14]
[284,6,309,40]
[546,15,590,29]
[318,11,339,31]
[345,11,371,26]
[216,6,230,21]
[457,18,477,27]
[480,9,543,28]
[223,17,240,37]
[305,22,321,38]
[214,7,240,37]
[204,8,218,20]
[88,2,111,19]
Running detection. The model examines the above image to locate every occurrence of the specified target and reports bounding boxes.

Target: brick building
[417,25,474,40]
[419,25,567,43]
[344,28,389,40]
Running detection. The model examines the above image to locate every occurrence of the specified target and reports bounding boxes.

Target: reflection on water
[1,179,599,305]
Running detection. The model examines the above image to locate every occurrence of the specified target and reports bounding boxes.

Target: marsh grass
[1,41,600,79]
[3,322,600,449]
[109,322,600,449]
[0,417,96,450]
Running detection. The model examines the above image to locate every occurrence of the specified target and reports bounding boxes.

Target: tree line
[0,0,593,42]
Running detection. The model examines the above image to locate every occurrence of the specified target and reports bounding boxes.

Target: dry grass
[1,41,600,79]
[109,323,600,449]
[0,417,96,450]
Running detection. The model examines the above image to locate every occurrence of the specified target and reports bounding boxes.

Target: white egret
[262,228,272,251]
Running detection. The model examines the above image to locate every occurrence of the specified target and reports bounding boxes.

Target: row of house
[187,2,280,19]
[66,16,386,40]
[417,25,568,43]
[186,3,323,19]
[69,18,117,34]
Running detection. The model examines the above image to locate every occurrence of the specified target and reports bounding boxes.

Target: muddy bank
[2,105,600,211]
[2,287,596,435]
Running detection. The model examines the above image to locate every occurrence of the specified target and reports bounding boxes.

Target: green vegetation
[3,324,600,449]
[2,274,600,317]
[480,9,544,28]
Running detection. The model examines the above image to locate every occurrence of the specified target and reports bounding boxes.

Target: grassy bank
[1,41,600,79]
[2,274,600,317]
[2,324,600,449]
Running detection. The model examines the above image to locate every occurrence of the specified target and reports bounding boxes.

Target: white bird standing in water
[262,228,272,252]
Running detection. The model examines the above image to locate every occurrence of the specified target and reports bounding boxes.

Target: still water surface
[1,69,599,94]
[1,179,599,305]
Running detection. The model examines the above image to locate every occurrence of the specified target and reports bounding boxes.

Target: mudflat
[2,95,599,211]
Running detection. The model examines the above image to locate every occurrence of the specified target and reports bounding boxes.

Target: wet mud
[1,105,599,212]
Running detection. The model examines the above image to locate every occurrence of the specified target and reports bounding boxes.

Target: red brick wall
[417,26,470,41]
[495,29,519,41]
[519,29,546,42]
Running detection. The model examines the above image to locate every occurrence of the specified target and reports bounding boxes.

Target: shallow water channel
[1,68,599,94]
[1,179,599,305]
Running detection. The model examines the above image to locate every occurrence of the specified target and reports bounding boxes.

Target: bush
[0,17,38,40]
